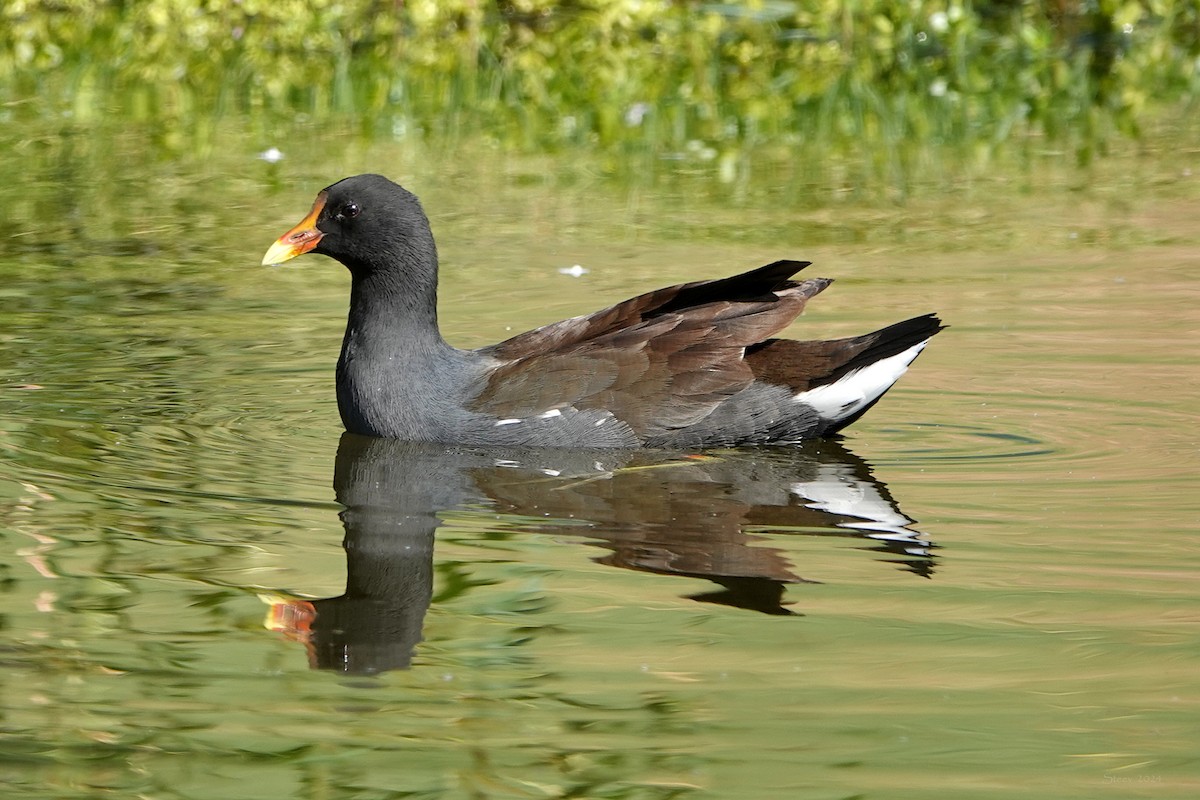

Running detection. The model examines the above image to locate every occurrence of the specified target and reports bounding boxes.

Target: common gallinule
[262,174,943,447]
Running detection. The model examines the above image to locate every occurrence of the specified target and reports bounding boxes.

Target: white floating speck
[624,102,651,127]
[538,409,563,419]
[259,147,284,163]
[494,418,523,426]
[558,264,588,277]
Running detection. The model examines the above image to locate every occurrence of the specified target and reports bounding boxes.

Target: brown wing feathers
[472,262,834,434]
[645,259,813,316]
[481,260,815,361]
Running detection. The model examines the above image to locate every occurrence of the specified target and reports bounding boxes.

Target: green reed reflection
[3,0,1198,183]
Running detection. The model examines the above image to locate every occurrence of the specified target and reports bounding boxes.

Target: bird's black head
[262,174,436,279]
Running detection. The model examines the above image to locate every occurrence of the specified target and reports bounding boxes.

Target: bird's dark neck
[342,253,453,355]
[337,266,469,439]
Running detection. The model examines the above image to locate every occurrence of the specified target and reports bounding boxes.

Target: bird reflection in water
[264,434,935,674]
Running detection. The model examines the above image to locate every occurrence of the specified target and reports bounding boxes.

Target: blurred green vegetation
[1,0,1198,185]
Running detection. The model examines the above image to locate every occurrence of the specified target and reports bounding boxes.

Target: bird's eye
[337,202,360,221]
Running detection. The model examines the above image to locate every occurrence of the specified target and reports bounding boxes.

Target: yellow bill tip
[261,238,301,267]
[262,191,327,266]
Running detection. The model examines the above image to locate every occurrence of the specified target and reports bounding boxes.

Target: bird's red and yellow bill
[261,191,327,266]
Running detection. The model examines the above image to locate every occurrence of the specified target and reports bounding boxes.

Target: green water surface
[1,118,1198,799]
